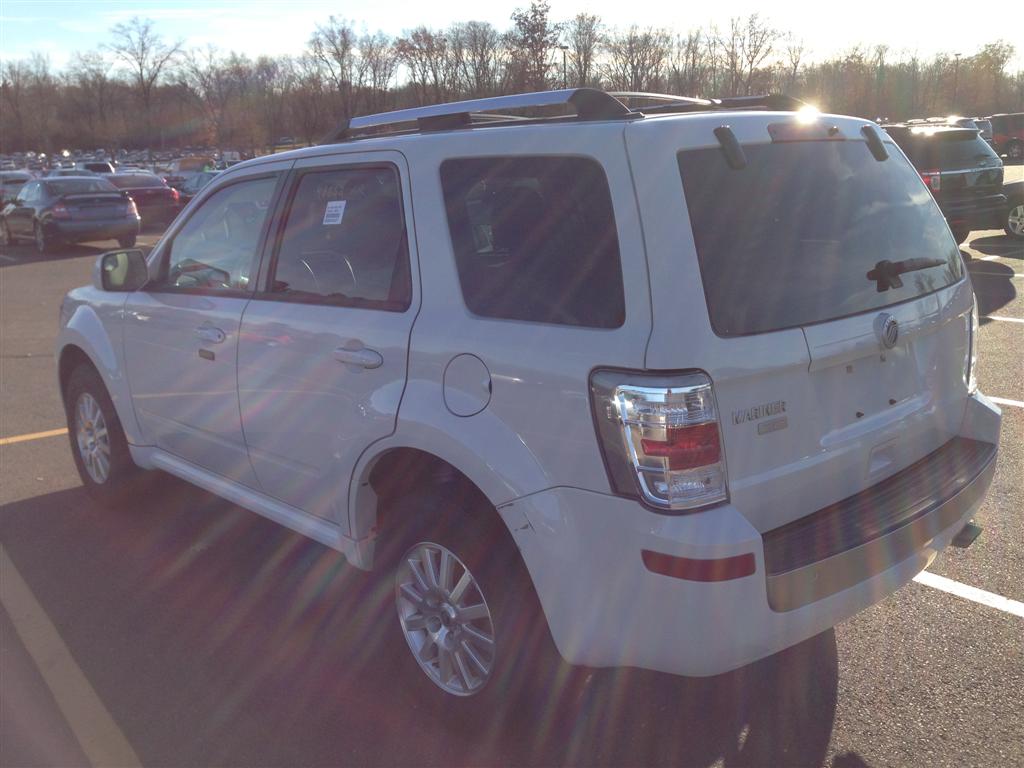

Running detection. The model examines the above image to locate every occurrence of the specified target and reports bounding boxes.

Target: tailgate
[63,193,126,220]
[629,113,975,532]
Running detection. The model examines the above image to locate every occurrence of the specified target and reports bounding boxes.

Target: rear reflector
[642,550,756,582]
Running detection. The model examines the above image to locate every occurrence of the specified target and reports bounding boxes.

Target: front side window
[268,166,411,311]
[440,156,625,328]
[155,175,277,293]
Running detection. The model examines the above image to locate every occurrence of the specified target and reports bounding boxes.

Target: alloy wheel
[395,541,496,696]
[1008,204,1024,237]
[75,392,111,484]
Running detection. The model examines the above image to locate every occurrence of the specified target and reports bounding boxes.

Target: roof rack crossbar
[325,88,630,144]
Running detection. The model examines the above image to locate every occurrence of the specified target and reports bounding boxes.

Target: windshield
[43,178,118,195]
[678,139,962,336]
[108,174,165,188]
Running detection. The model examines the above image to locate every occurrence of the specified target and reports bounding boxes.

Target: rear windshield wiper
[866,257,947,292]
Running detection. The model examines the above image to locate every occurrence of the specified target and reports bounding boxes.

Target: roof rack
[323,88,632,144]
[320,89,809,145]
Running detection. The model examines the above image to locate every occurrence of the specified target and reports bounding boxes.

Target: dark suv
[883,124,1005,243]
[988,113,1023,161]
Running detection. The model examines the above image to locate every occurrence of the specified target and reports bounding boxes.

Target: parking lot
[1,186,1022,766]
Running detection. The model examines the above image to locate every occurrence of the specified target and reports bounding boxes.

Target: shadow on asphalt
[965,257,1018,322]
[1,477,839,767]
[969,234,1024,260]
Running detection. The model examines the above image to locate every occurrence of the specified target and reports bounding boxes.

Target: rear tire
[64,364,142,505]
[377,488,565,718]
[1005,201,1024,239]
[118,234,137,248]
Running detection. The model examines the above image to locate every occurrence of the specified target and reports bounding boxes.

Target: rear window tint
[900,131,1000,168]
[44,178,118,195]
[441,156,625,328]
[109,174,164,188]
[678,140,963,337]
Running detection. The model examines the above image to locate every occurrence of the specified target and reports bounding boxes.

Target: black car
[0,171,33,206]
[0,176,140,253]
[884,124,1006,243]
[105,173,181,226]
[177,170,220,205]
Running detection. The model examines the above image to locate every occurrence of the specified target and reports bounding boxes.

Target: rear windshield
[44,178,118,195]
[678,140,962,337]
[898,130,999,168]
[108,174,165,188]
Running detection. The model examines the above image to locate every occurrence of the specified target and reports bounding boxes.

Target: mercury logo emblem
[876,313,899,349]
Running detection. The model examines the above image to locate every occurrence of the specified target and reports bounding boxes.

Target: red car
[989,112,1023,161]
[105,173,180,226]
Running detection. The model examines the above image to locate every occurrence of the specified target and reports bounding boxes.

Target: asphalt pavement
[1,203,1022,767]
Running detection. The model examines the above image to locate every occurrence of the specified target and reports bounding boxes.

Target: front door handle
[334,346,383,369]
[195,325,226,344]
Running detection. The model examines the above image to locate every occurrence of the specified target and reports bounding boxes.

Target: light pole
[558,45,569,89]
[952,52,962,109]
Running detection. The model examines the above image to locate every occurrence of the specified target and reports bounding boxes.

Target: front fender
[347,378,553,541]
[56,294,143,445]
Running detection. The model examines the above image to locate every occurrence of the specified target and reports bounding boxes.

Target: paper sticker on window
[323,200,347,225]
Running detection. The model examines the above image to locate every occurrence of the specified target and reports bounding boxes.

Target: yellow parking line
[0,545,141,767]
[0,428,68,446]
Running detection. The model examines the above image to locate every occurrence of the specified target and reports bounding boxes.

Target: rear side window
[678,140,963,337]
[269,166,411,311]
[109,174,164,188]
[441,156,625,328]
[44,179,118,195]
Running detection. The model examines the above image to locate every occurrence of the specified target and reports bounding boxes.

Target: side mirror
[94,249,148,292]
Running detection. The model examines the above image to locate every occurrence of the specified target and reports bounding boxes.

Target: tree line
[2,2,1021,154]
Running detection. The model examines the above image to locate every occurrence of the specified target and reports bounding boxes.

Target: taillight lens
[169,187,180,203]
[51,203,71,219]
[590,370,729,512]
[964,299,979,394]
[125,198,139,218]
[920,168,941,192]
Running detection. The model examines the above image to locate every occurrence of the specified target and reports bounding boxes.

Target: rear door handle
[195,326,226,344]
[334,346,383,369]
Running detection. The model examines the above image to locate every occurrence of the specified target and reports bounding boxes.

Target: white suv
[56,89,1001,703]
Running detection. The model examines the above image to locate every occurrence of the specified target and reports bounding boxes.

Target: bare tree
[739,14,778,95]
[396,26,455,104]
[106,17,181,143]
[310,16,358,118]
[356,32,399,112]
[562,13,602,88]
[783,35,806,91]
[450,21,503,96]
[181,47,238,147]
[604,26,671,92]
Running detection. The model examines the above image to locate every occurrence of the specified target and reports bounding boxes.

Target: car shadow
[1,479,839,767]
[968,234,1024,260]
[964,258,1018,321]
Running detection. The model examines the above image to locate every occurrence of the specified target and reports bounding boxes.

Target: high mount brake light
[590,370,729,512]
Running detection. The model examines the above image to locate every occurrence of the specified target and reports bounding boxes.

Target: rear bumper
[503,393,1001,677]
[46,219,139,242]
[940,194,1008,229]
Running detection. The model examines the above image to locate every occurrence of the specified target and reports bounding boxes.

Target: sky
[1,0,1015,71]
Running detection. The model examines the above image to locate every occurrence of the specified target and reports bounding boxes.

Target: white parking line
[982,315,1024,323]
[1,545,141,766]
[914,570,1024,618]
[988,396,1024,409]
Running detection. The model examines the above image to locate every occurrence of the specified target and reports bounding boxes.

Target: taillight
[169,187,180,203]
[590,370,729,512]
[51,203,71,219]
[920,168,941,192]
[964,299,979,394]
[125,198,139,218]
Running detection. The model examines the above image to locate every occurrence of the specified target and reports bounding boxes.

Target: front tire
[1005,201,1024,239]
[64,364,140,504]
[379,489,564,713]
